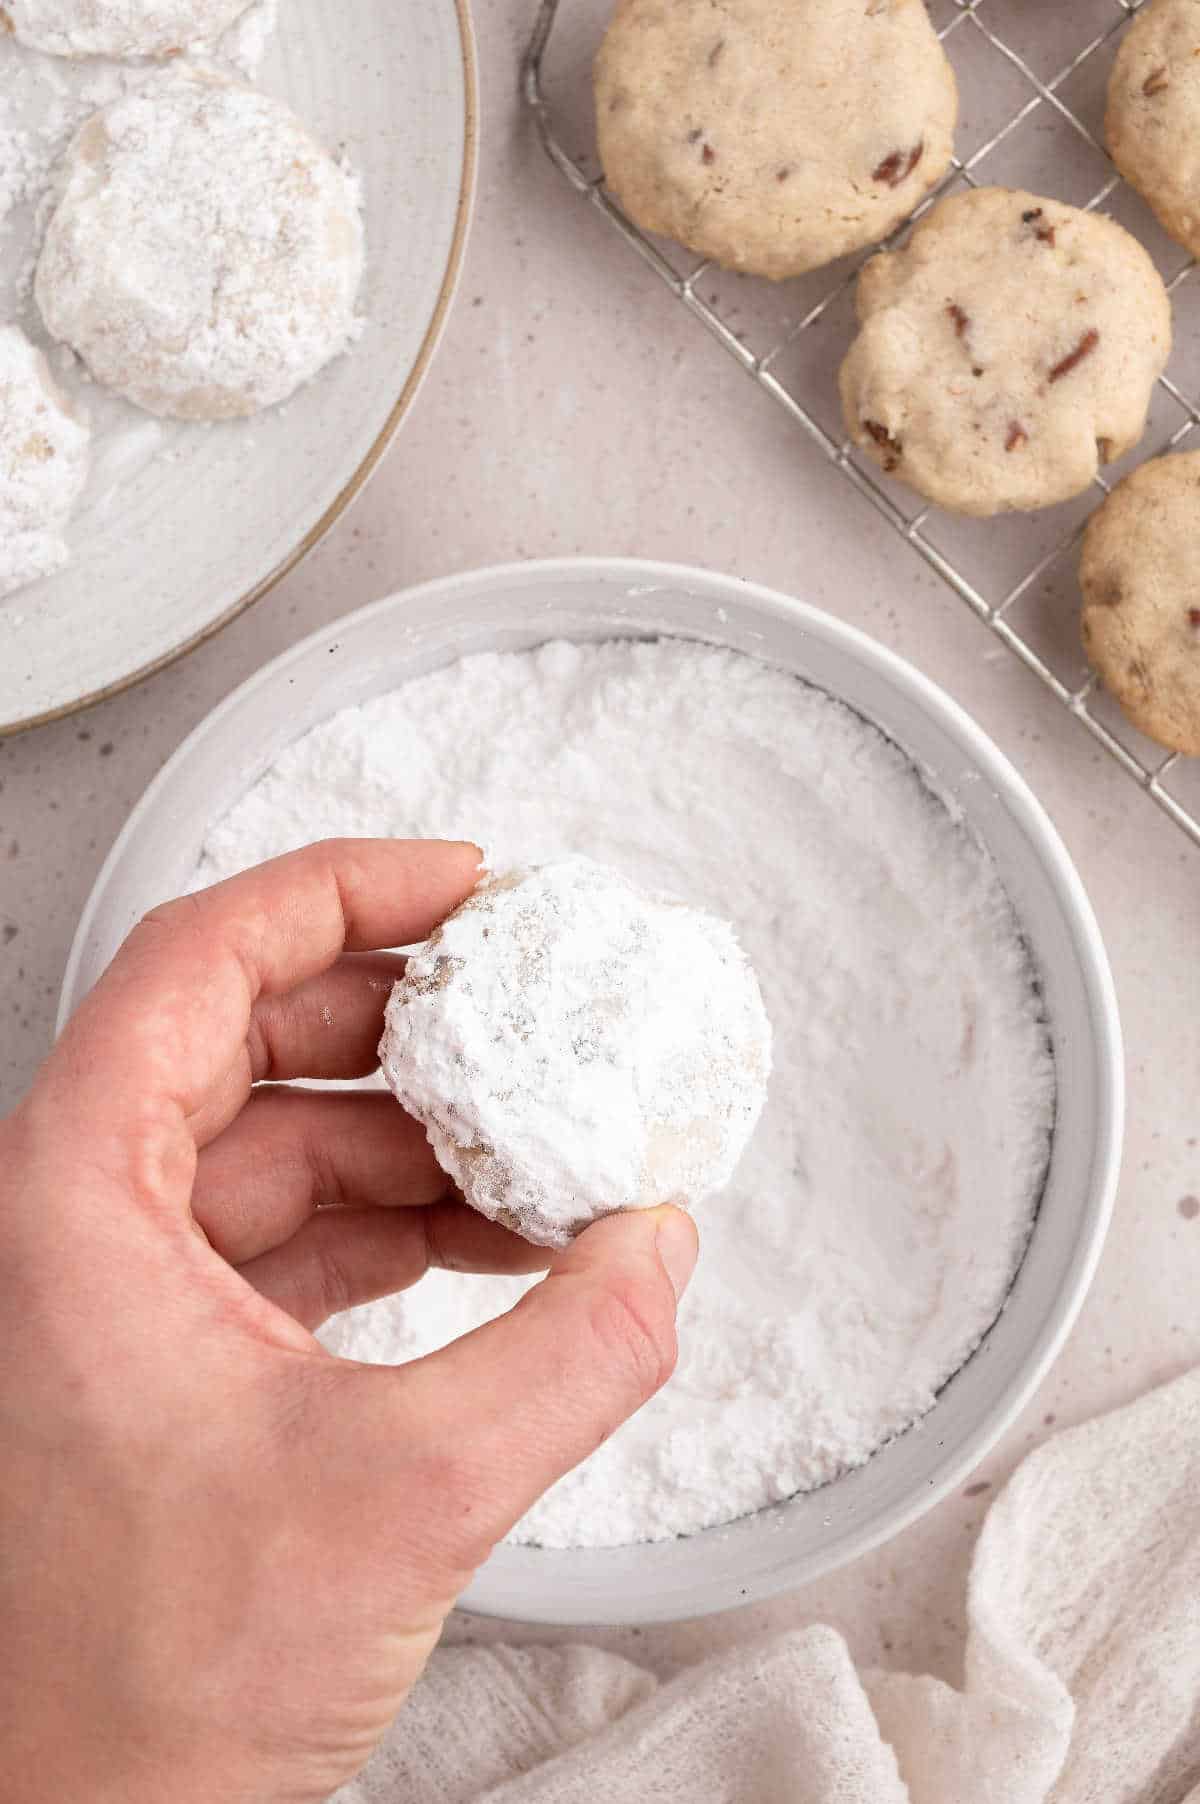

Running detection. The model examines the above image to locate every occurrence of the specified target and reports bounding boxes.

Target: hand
[0,840,698,1804]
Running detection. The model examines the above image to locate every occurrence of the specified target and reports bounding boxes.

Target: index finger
[50,838,481,1130]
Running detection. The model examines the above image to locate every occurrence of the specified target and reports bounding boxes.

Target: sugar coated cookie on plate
[1080,450,1200,756]
[379,857,773,1249]
[839,187,1171,516]
[1107,0,1200,260]
[0,323,90,599]
[36,63,364,421]
[2,0,253,59]
[594,0,957,280]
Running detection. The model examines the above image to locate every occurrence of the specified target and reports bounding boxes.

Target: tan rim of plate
[5,0,479,738]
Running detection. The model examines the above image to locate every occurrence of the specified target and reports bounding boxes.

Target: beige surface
[1,0,1198,1690]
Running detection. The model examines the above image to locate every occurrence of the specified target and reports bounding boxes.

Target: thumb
[350,1205,698,1569]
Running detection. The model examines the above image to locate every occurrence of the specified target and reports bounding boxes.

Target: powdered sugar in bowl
[60,558,1122,1624]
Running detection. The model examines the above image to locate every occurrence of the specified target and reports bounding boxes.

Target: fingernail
[654,1207,699,1303]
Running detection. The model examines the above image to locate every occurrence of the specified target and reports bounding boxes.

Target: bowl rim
[4,0,480,739]
[58,555,1125,1626]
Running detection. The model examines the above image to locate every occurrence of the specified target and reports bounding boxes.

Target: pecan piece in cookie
[1021,207,1056,245]
[863,418,902,471]
[873,143,924,187]
[1048,328,1100,384]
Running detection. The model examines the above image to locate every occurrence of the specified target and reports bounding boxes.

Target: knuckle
[403,1445,502,1574]
[314,1240,355,1325]
[137,891,201,936]
[304,837,354,881]
[415,1444,480,1508]
[118,895,208,977]
[138,899,176,931]
[421,1202,461,1277]
[305,1137,348,1210]
[588,1274,678,1408]
[244,1007,275,1083]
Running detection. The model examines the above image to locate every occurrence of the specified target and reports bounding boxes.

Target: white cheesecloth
[334,1366,1200,1804]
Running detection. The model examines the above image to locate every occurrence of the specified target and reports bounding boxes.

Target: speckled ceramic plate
[0,0,476,733]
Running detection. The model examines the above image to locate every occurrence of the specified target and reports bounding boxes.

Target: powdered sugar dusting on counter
[195,638,1056,1549]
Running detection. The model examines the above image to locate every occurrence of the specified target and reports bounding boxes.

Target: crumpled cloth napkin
[334,1367,1200,1804]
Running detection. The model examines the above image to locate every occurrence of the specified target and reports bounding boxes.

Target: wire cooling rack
[524,0,1200,849]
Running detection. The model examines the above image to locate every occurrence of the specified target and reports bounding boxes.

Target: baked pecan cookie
[839,187,1171,516]
[1080,451,1200,755]
[593,0,957,280]
[1107,0,1200,260]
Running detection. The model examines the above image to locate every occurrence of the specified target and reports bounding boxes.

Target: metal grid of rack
[524,0,1200,849]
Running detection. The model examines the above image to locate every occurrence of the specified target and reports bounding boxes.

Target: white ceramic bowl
[59,558,1123,1626]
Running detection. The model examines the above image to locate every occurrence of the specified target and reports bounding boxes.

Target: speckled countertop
[2,0,1198,1690]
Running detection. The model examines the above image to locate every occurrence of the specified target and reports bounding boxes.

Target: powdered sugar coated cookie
[0,322,90,598]
[2,0,253,59]
[380,857,773,1249]
[35,63,364,420]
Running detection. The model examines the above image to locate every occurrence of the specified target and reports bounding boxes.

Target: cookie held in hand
[379,857,772,1248]
[839,187,1171,516]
